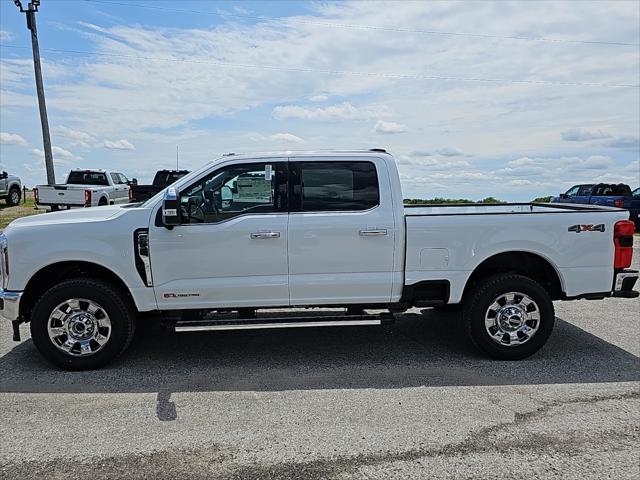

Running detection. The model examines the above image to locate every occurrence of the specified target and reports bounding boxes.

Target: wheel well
[464,252,564,300]
[20,261,134,321]
[98,196,108,205]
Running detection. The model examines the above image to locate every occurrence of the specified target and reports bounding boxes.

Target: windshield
[67,171,109,186]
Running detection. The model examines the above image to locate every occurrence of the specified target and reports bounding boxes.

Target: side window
[110,173,123,185]
[179,162,286,224]
[291,161,379,212]
[565,186,580,196]
[118,173,129,184]
[577,185,594,196]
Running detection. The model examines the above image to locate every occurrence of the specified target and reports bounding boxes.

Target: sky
[0,0,638,200]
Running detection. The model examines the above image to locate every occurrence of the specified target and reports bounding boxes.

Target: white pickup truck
[1,150,637,369]
[34,169,133,210]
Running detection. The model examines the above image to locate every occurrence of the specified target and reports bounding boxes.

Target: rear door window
[290,161,379,212]
[67,171,109,186]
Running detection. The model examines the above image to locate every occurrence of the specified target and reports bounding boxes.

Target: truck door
[149,160,290,310]
[110,173,129,204]
[573,184,594,204]
[287,157,395,305]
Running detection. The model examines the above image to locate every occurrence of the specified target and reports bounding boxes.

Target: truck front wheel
[30,279,136,370]
[463,273,555,360]
[7,187,21,206]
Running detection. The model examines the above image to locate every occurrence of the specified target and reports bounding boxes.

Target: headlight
[0,233,9,289]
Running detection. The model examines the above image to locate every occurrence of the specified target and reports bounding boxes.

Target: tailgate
[37,185,86,204]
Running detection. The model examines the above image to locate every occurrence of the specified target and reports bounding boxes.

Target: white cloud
[0,30,12,41]
[269,133,305,144]
[374,120,407,134]
[0,132,27,146]
[104,139,135,150]
[55,126,96,148]
[309,94,329,102]
[561,128,612,142]
[273,102,363,121]
[247,132,305,144]
[29,146,82,163]
[604,136,639,149]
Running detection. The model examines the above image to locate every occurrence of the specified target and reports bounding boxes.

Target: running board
[174,313,394,333]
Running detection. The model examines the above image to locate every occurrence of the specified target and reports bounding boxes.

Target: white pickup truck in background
[1,150,637,370]
[34,169,134,210]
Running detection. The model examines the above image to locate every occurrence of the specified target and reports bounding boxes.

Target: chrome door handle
[359,229,388,236]
[250,231,281,239]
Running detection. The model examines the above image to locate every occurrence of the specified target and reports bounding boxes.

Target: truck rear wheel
[30,279,136,370]
[463,273,554,360]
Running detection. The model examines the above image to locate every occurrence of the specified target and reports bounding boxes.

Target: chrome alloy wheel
[47,298,112,356]
[10,190,20,204]
[484,292,541,346]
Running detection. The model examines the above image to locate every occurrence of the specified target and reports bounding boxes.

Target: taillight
[614,199,624,208]
[128,186,133,203]
[84,189,92,207]
[33,187,38,203]
[614,220,634,269]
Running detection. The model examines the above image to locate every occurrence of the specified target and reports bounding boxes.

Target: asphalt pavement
[1,250,638,479]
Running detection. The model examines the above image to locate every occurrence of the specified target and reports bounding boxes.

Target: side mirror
[162,187,180,228]
[559,193,568,199]
[0,171,7,180]
[128,178,138,186]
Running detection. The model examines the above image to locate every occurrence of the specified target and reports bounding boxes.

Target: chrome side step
[174,314,393,333]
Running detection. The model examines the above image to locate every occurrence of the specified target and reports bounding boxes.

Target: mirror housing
[128,178,138,186]
[0,171,7,180]
[162,187,180,228]
[559,193,568,199]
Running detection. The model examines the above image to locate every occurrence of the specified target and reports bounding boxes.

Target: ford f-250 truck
[1,150,638,369]
[34,169,133,210]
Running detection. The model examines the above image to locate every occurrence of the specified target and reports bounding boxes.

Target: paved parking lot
[1,250,638,479]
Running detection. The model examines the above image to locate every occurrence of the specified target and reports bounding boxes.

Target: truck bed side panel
[405,210,628,303]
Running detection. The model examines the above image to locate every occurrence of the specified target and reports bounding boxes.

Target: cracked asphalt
[1,250,638,479]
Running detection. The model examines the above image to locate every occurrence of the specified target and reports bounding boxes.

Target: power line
[1,43,638,89]
[82,0,640,47]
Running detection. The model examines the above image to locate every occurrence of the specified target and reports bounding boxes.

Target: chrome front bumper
[0,289,23,322]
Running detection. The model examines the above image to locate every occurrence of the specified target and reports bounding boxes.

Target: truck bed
[403,202,630,304]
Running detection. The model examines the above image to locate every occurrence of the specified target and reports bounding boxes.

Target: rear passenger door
[573,184,594,205]
[287,157,395,305]
[109,173,129,204]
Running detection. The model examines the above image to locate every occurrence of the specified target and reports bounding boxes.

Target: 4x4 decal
[568,224,606,233]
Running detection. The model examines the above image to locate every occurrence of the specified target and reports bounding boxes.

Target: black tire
[98,197,108,206]
[463,273,555,360]
[30,279,136,370]
[6,187,21,206]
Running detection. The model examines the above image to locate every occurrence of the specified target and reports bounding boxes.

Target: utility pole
[14,0,55,185]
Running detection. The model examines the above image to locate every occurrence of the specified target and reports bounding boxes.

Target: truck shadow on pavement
[2,309,639,399]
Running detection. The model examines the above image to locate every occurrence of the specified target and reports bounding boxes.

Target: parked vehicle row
[0,171,22,206]
[1,150,637,370]
[32,168,189,211]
